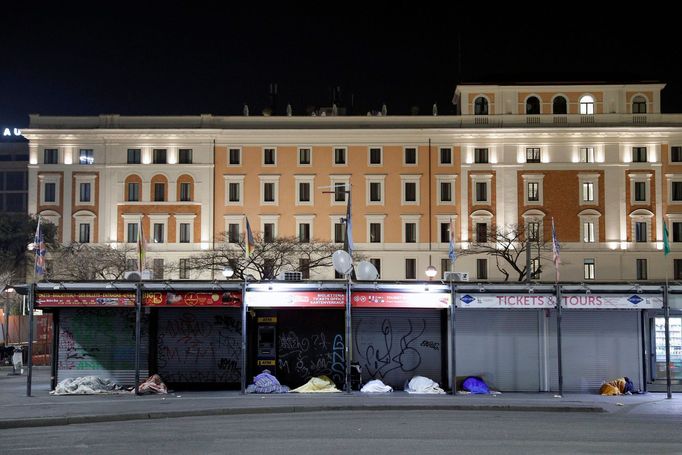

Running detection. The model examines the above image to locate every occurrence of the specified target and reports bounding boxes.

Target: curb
[0,403,605,429]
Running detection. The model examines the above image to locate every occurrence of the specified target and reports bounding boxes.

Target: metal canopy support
[241,279,247,394]
[664,283,672,399]
[450,283,457,396]
[26,283,35,397]
[556,284,563,397]
[345,278,352,394]
[134,282,142,395]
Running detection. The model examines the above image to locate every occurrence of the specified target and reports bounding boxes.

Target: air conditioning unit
[277,271,303,281]
[124,270,153,280]
[444,271,469,282]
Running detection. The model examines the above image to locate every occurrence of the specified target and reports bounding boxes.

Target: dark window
[635,222,647,242]
[6,172,26,189]
[229,148,241,165]
[404,182,416,202]
[671,146,682,163]
[299,223,310,243]
[5,194,26,212]
[228,223,240,243]
[528,222,540,242]
[370,182,382,202]
[153,149,167,164]
[632,147,647,163]
[334,148,346,165]
[369,223,381,243]
[154,183,165,201]
[263,223,275,242]
[632,96,647,114]
[552,96,567,115]
[299,148,311,165]
[263,259,274,279]
[179,259,190,279]
[299,259,310,279]
[44,183,56,202]
[126,258,138,271]
[179,223,190,243]
[476,223,488,243]
[405,147,417,165]
[440,182,452,202]
[672,182,682,201]
[474,97,488,115]
[477,258,488,279]
[127,182,140,201]
[334,223,345,243]
[153,258,164,279]
[78,223,90,243]
[405,223,416,243]
[673,222,682,243]
[228,182,240,202]
[440,222,450,243]
[405,258,416,279]
[526,96,540,114]
[179,182,191,201]
[527,182,539,202]
[475,182,487,202]
[153,223,164,243]
[79,149,94,165]
[474,148,488,164]
[526,148,541,163]
[334,183,346,202]
[79,182,91,203]
[127,223,138,243]
[369,147,381,165]
[369,258,381,278]
[636,259,648,280]
[440,147,452,164]
[44,149,58,164]
[179,149,193,164]
[264,148,276,165]
[299,182,310,202]
[634,182,646,202]
[263,182,275,202]
[127,149,141,164]
[675,260,682,280]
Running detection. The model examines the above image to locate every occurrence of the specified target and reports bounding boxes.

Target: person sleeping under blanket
[599,377,635,396]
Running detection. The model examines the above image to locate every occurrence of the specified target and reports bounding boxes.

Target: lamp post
[222,265,235,279]
[425,265,438,280]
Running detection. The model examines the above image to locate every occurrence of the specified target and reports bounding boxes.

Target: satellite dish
[332,250,353,275]
[356,261,379,281]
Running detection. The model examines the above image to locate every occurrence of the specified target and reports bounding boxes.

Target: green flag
[664,223,671,256]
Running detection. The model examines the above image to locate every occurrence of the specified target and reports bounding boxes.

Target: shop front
[246,283,346,390]
[351,284,451,390]
[644,285,682,387]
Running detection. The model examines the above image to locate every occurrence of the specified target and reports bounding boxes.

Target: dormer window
[474,97,488,115]
[632,95,647,114]
[579,95,595,115]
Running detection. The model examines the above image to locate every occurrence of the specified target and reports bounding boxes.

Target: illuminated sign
[456,294,555,308]
[247,291,345,308]
[2,128,22,137]
[352,292,451,308]
[36,292,135,307]
[143,291,241,307]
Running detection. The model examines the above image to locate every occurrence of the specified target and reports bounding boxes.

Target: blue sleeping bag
[462,376,490,394]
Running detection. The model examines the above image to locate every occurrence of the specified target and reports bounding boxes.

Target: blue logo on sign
[628,295,643,305]
[460,295,475,304]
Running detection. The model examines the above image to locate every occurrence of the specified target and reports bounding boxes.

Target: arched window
[632,95,647,114]
[177,174,194,202]
[579,95,595,115]
[151,175,168,202]
[474,96,489,115]
[552,96,567,114]
[124,175,142,202]
[526,96,540,115]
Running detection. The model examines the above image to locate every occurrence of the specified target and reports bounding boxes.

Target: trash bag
[138,374,168,394]
[462,376,490,394]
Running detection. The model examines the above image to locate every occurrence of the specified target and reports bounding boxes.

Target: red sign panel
[143,291,241,307]
[36,292,136,307]
[352,292,451,309]
[247,291,345,308]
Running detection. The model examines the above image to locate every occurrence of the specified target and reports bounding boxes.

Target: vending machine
[653,317,682,380]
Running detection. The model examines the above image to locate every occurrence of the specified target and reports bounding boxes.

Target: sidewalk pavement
[2,366,682,429]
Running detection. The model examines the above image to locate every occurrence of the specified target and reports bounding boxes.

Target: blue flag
[34,216,46,277]
[448,217,456,264]
[345,189,354,255]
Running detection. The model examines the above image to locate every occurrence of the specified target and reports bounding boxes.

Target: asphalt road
[2,410,681,454]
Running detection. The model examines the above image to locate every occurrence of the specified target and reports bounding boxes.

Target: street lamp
[222,265,235,279]
[425,265,438,279]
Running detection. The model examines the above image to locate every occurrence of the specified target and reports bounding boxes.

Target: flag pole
[552,217,563,397]
[663,223,672,398]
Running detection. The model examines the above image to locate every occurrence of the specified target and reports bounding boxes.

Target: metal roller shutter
[353,309,445,390]
[57,308,148,386]
[157,308,242,385]
[456,310,541,392]
[549,310,641,392]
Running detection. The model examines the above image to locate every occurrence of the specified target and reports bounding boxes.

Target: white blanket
[361,379,393,393]
[404,376,445,394]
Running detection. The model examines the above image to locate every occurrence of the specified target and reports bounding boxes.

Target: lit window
[584,258,595,280]
[580,147,595,163]
[579,95,594,115]
[526,148,541,163]
[79,149,94,165]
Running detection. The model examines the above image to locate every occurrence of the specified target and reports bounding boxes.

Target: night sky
[1,6,680,127]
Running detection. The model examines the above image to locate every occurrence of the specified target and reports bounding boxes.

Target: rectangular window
[126,258,138,271]
[228,182,240,202]
[264,148,276,165]
[229,148,241,165]
[179,258,190,279]
[440,222,450,243]
[178,149,192,164]
[370,258,381,278]
[580,147,595,163]
[672,146,682,163]
[263,182,275,202]
[179,223,190,243]
[636,259,648,280]
[474,148,489,164]
[634,182,646,202]
[584,258,595,280]
[263,223,275,242]
[528,222,540,242]
[527,182,539,202]
[127,148,141,164]
[369,223,381,243]
[531,258,541,279]
[672,182,682,201]
[179,182,191,201]
[299,223,310,243]
[675,260,682,280]
[404,147,417,165]
[632,147,647,163]
[228,223,240,243]
[44,149,58,164]
[153,223,164,243]
[154,183,165,201]
[405,259,416,280]
[475,182,487,202]
[334,147,346,165]
[674,222,682,243]
[635,222,647,242]
[298,182,310,202]
[405,223,416,243]
[44,182,56,203]
[127,182,140,202]
[78,223,90,243]
[299,148,311,165]
[153,258,164,280]
[334,223,345,243]
[127,223,138,243]
[404,182,416,202]
[334,182,347,202]
[153,148,167,164]
[299,259,310,279]
[440,182,452,202]
[582,182,594,202]
[583,221,595,243]
[369,147,382,165]
[370,182,382,202]
[79,182,91,203]
[526,148,541,163]
[79,149,94,165]
[477,259,488,280]
[440,147,452,165]
[476,223,488,243]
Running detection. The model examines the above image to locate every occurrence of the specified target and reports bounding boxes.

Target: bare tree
[460,224,551,282]
[189,233,344,280]
[49,243,134,281]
